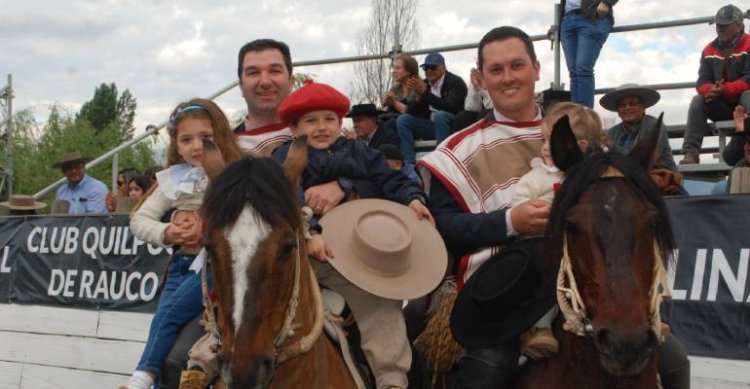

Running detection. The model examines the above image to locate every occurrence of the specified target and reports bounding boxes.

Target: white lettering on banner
[0,246,10,273]
[26,225,166,259]
[52,269,160,302]
[670,248,750,303]
[48,269,65,296]
[26,226,80,254]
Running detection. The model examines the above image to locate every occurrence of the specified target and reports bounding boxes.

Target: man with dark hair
[396,51,467,165]
[234,38,295,156]
[52,151,107,214]
[680,4,750,164]
[419,26,689,389]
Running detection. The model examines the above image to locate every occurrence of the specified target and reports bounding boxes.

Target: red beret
[278,80,351,126]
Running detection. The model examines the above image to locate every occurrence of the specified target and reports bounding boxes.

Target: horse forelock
[226,205,272,338]
[548,151,675,266]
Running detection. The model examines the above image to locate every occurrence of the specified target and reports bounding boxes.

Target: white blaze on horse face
[226,206,272,332]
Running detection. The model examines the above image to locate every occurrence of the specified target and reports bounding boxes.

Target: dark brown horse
[200,138,359,388]
[515,115,675,389]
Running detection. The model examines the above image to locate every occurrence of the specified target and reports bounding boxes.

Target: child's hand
[409,199,435,227]
[307,234,333,262]
[734,105,746,133]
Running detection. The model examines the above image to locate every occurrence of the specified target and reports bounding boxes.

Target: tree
[77,83,137,140]
[352,0,420,104]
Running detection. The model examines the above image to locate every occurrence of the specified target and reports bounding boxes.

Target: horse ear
[630,112,663,169]
[202,138,225,180]
[551,114,584,172]
[283,135,309,187]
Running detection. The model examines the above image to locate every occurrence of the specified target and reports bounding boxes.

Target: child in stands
[121,98,242,389]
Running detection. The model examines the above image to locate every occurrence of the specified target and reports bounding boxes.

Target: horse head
[548,114,674,378]
[200,137,309,388]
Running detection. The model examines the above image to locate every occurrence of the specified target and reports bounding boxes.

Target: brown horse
[515,114,675,389]
[200,138,359,388]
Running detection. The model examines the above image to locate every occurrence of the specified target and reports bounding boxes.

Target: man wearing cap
[680,4,750,164]
[601,84,678,172]
[53,151,107,214]
[396,51,467,165]
[345,103,401,149]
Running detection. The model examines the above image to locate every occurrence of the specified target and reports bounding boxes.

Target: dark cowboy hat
[345,103,383,118]
[450,237,557,348]
[600,84,660,112]
[50,150,92,168]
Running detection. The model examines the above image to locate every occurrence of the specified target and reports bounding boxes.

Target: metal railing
[32,6,748,198]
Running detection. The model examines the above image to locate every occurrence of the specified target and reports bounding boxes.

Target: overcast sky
[0,1,735,149]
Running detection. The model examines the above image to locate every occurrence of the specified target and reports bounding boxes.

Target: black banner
[0,214,170,312]
[0,197,748,358]
[664,194,750,360]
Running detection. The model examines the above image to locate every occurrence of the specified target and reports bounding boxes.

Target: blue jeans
[561,13,613,108]
[136,254,209,379]
[396,111,455,164]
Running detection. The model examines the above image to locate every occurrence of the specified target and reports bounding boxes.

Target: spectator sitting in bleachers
[344,103,401,149]
[452,66,494,133]
[680,4,750,164]
[600,84,678,172]
[395,51,468,165]
[128,174,153,205]
[382,54,420,130]
[713,107,750,193]
[107,167,140,212]
[0,194,46,216]
[52,150,108,214]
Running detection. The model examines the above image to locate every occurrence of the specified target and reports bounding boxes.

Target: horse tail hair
[283,135,308,187]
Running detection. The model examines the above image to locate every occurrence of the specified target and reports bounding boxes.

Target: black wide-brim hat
[450,237,558,348]
[345,103,383,118]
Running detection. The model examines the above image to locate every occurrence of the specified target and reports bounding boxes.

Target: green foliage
[0,83,156,209]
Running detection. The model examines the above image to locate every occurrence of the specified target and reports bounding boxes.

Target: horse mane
[546,150,675,267]
[200,156,301,235]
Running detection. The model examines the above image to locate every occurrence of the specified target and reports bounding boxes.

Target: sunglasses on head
[422,65,438,71]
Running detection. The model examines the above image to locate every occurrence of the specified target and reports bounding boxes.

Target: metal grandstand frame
[32,5,749,199]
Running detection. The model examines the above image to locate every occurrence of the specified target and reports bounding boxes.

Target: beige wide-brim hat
[320,199,448,300]
[0,195,46,210]
[50,150,92,168]
[599,83,661,112]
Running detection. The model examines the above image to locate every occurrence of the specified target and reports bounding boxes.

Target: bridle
[255,232,324,388]
[556,167,671,344]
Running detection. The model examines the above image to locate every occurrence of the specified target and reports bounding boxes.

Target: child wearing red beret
[273,80,434,389]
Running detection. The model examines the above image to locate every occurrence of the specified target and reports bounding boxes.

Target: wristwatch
[338,177,354,196]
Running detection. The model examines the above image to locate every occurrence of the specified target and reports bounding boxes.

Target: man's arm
[429,175,510,258]
[87,183,108,213]
[696,49,716,96]
[422,74,468,114]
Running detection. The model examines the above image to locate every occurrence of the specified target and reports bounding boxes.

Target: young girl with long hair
[120,98,242,389]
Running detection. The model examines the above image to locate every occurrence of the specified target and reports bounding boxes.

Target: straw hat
[50,150,92,168]
[319,199,448,300]
[0,195,47,210]
[599,84,660,112]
